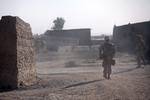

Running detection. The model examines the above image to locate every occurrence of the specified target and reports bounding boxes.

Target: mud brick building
[113,21,150,60]
[0,16,36,89]
[37,29,91,52]
[44,28,91,46]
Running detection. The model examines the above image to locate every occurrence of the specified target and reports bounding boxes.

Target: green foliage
[51,17,65,30]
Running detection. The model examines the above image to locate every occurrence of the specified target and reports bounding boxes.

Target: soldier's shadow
[63,67,139,89]
[63,79,104,89]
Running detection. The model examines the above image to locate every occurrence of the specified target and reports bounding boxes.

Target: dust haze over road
[0,46,150,100]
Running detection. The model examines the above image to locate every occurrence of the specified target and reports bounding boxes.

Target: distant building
[43,35,79,46]
[113,21,150,60]
[44,28,91,46]
[91,35,104,45]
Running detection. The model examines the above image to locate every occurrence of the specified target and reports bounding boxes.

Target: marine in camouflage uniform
[135,33,146,68]
[99,36,115,79]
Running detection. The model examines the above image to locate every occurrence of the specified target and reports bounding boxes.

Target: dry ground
[0,53,150,100]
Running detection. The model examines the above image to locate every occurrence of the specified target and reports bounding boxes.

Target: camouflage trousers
[102,57,112,79]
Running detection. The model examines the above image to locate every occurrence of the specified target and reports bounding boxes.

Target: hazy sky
[0,0,150,35]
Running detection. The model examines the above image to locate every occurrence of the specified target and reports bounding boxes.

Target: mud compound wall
[113,21,150,60]
[16,16,36,87]
[0,16,36,89]
[0,16,17,89]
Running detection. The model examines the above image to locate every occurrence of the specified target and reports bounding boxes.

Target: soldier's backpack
[102,42,115,58]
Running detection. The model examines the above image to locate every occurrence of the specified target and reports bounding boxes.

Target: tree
[51,17,65,30]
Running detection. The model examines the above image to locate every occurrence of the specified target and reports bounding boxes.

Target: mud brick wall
[0,16,36,89]
[113,21,150,60]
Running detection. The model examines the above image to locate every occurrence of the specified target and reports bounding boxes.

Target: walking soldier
[99,36,115,79]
